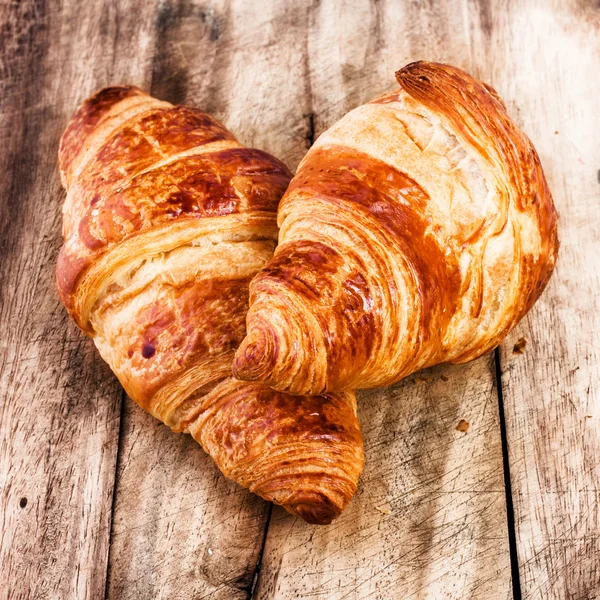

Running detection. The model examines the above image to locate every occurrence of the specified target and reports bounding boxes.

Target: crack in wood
[495,348,523,600]
[305,111,316,148]
[103,392,126,600]
[249,504,274,599]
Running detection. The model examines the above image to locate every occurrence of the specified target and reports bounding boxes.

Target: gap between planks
[103,391,126,600]
[495,348,522,600]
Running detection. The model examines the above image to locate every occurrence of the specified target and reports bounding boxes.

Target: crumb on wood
[208,548,213,556]
[374,505,391,515]
[513,337,527,355]
[441,374,449,382]
[456,419,470,433]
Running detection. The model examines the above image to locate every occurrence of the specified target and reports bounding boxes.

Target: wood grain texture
[105,402,270,600]
[488,1,600,598]
[0,0,157,598]
[104,1,316,598]
[2,0,597,598]
[254,0,513,597]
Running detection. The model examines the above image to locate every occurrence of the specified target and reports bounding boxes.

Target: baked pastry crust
[57,86,364,524]
[234,62,559,395]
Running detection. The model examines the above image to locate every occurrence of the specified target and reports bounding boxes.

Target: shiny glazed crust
[56,86,364,524]
[233,62,559,395]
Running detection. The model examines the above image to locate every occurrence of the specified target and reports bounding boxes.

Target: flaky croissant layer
[56,86,363,524]
[234,61,559,395]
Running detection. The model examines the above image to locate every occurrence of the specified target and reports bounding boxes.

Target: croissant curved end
[190,381,363,525]
[251,461,362,525]
[233,280,331,395]
[278,492,345,525]
[232,326,278,382]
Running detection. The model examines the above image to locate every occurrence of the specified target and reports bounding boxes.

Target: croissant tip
[281,497,342,525]
[232,329,278,383]
[396,60,427,78]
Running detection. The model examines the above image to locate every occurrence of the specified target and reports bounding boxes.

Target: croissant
[56,86,363,524]
[233,61,559,396]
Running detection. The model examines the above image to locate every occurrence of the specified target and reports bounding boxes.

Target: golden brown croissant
[56,86,363,524]
[233,62,559,395]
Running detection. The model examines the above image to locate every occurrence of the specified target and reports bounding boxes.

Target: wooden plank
[254,1,513,597]
[104,1,315,598]
[105,403,270,600]
[491,1,600,597]
[256,360,511,599]
[0,0,158,598]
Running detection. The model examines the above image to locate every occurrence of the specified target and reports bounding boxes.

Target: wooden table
[1,1,599,598]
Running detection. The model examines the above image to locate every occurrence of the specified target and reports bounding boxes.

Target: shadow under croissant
[251,357,507,596]
[355,357,506,595]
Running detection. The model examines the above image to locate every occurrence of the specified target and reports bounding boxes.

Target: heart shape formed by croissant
[233,62,559,395]
[56,86,363,524]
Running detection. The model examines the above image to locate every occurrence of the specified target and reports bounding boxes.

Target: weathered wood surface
[256,359,511,599]
[491,1,600,598]
[1,0,598,599]
[0,0,153,598]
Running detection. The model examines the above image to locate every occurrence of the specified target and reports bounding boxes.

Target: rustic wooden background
[1,0,599,598]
